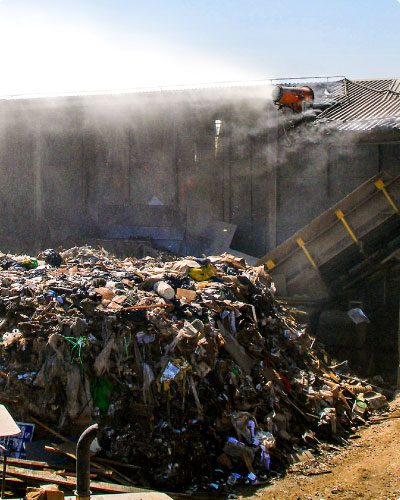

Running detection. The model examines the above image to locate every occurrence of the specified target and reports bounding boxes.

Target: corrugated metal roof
[337,117,400,131]
[316,78,400,131]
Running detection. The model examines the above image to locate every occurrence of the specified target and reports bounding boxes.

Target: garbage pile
[0,247,388,492]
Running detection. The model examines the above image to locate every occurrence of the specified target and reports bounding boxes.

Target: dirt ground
[245,395,400,500]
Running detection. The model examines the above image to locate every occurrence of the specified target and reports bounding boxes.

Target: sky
[0,0,399,95]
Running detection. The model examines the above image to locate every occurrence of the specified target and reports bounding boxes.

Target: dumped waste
[0,246,389,493]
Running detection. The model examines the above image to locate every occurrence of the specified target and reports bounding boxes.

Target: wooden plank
[46,444,134,486]
[94,457,140,470]
[2,457,55,469]
[46,444,75,460]
[121,303,170,312]
[217,321,256,374]
[30,417,70,443]
[45,446,111,476]
[4,477,25,483]
[54,471,98,479]
[4,465,148,494]
[34,419,136,487]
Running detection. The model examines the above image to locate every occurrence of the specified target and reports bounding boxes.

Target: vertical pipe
[75,424,98,500]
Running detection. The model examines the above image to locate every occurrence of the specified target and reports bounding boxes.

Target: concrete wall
[0,90,398,257]
[275,140,386,244]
